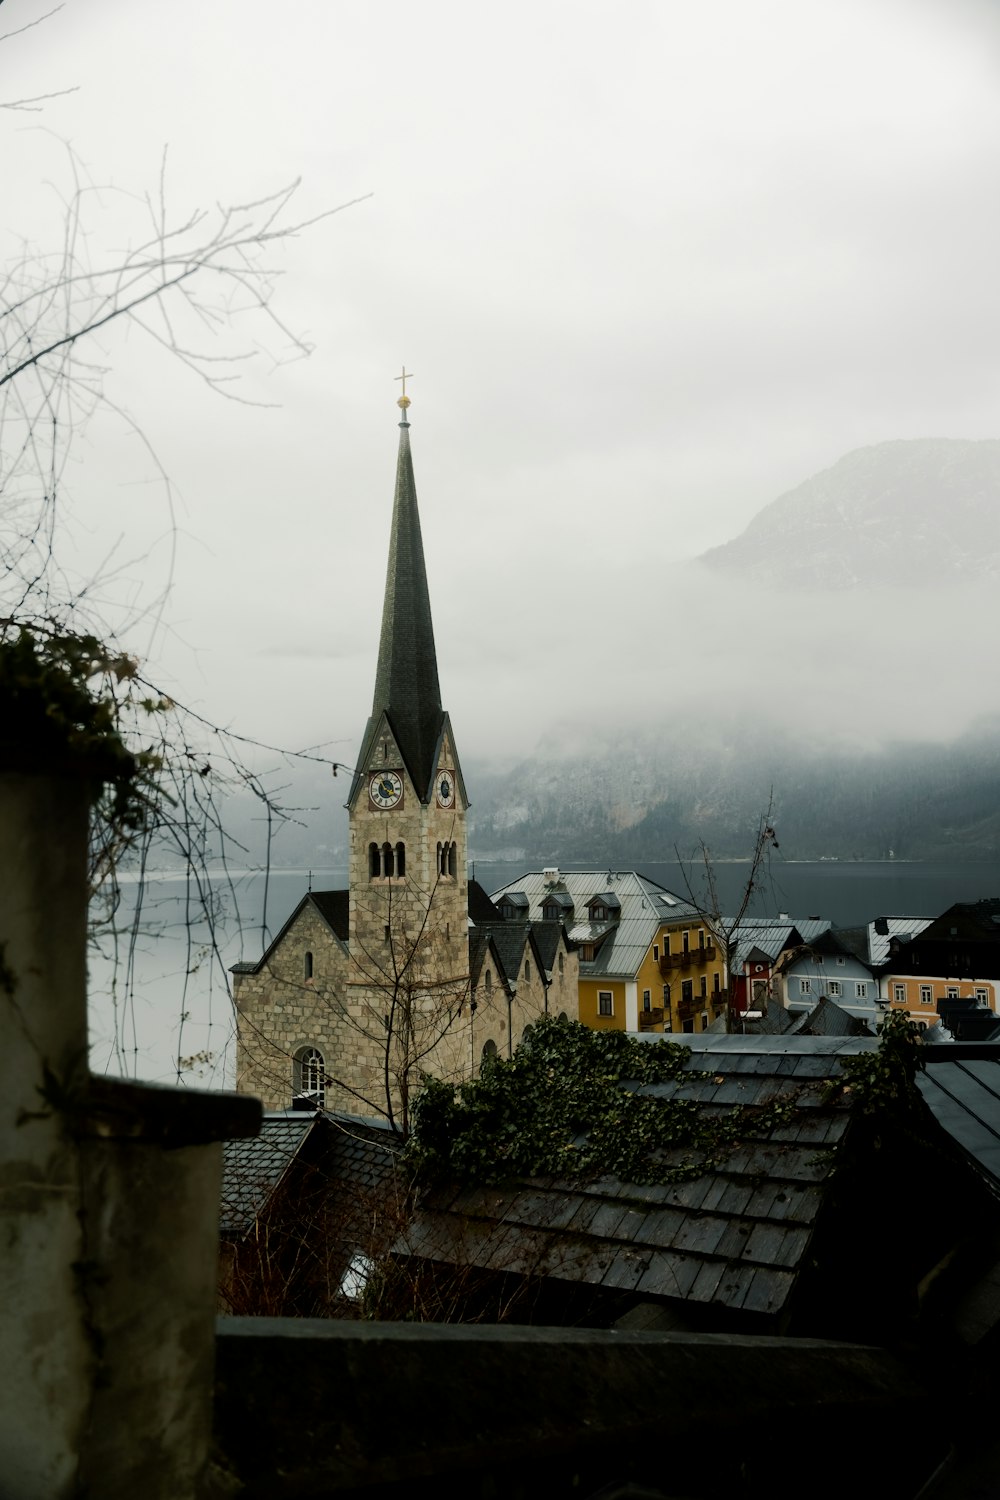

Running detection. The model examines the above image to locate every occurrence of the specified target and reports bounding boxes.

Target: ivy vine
[408,1016,805,1189]
[829,1007,925,1116]
[0,626,169,871]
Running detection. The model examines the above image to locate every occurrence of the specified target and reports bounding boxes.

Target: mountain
[467,722,1000,865]
[700,438,1000,588]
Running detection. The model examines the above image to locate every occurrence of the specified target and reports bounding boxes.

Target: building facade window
[524,960,531,982]
[920,985,933,1005]
[643,989,651,1011]
[828,980,841,997]
[946,986,959,999]
[713,973,720,993]
[662,984,670,1005]
[801,977,812,995]
[381,842,395,877]
[482,1039,498,1064]
[484,970,492,994]
[369,842,380,878]
[699,975,707,998]
[855,982,868,998]
[653,944,659,961]
[304,951,313,980]
[681,979,693,1003]
[395,842,406,877]
[598,991,613,1016]
[558,953,564,975]
[893,983,906,1004]
[293,1046,326,1107]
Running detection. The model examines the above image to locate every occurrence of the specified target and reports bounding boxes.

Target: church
[232,390,577,1128]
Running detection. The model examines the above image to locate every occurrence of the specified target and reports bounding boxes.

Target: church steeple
[352,386,449,804]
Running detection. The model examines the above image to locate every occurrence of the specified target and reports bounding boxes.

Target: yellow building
[491,869,727,1034]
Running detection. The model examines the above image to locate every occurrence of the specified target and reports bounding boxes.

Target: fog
[4,0,1000,769]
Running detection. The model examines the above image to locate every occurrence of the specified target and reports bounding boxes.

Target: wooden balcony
[659,945,715,974]
[638,1007,665,1031]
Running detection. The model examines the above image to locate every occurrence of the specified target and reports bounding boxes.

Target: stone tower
[234,392,498,1123]
[345,394,470,1019]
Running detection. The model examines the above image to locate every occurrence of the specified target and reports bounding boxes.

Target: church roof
[352,411,445,803]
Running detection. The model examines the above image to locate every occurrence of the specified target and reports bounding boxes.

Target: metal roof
[918,1045,1000,1193]
[490,870,702,980]
[867,916,934,967]
[728,918,832,972]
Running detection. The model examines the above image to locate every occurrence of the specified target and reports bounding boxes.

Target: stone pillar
[0,773,93,1497]
[0,768,260,1497]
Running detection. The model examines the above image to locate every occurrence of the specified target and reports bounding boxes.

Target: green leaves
[832,1008,924,1116]
[408,1016,801,1190]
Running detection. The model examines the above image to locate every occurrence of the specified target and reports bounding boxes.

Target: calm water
[89,858,1000,1088]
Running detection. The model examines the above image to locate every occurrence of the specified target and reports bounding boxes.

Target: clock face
[369,771,403,810]
[437,772,455,809]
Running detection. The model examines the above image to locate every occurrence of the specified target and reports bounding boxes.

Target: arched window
[395,842,406,876]
[448,842,456,877]
[484,970,492,994]
[481,1038,498,1067]
[304,950,313,980]
[382,842,394,878]
[293,1046,326,1108]
[369,842,381,879]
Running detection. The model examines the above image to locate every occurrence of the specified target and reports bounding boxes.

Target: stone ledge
[214,1318,937,1499]
[83,1075,261,1147]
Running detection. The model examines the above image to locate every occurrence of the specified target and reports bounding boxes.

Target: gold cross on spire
[395,365,414,410]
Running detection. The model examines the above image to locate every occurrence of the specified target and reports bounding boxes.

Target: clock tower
[346,392,469,994]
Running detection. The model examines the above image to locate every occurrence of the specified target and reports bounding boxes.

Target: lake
[88,857,1000,1089]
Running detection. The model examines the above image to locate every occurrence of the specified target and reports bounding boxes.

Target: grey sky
[6,0,1000,762]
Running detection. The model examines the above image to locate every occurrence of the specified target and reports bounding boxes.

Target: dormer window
[587,893,620,924]
[498,891,529,922]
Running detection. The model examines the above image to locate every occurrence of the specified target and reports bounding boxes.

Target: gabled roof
[490,870,700,980]
[528,920,568,973]
[917,899,1000,945]
[794,996,873,1038]
[468,880,503,925]
[918,1045,1000,1196]
[219,1110,403,1238]
[781,927,874,975]
[867,917,933,967]
[400,1034,875,1321]
[220,1112,320,1236]
[473,921,550,993]
[309,889,349,941]
[230,889,349,976]
[729,921,820,973]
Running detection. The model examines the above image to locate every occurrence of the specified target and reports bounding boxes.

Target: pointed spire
[367,393,444,797]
